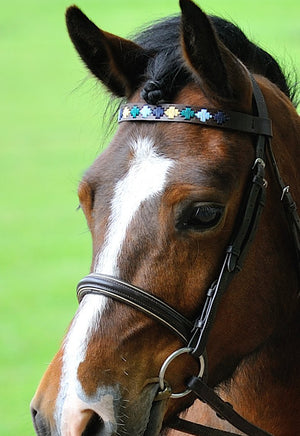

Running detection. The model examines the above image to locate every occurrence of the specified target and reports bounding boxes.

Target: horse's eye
[177,203,224,232]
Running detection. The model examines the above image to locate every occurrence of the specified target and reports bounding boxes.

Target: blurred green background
[1,0,299,434]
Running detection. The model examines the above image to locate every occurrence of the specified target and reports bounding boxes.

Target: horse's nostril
[31,406,50,435]
[31,406,39,433]
[31,406,37,420]
[82,412,104,436]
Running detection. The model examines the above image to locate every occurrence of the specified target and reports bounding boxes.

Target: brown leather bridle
[76,77,300,436]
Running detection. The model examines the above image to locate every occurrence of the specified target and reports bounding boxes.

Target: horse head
[31,1,300,435]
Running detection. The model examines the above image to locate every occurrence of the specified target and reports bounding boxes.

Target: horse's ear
[66,6,152,98]
[179,0,251,105]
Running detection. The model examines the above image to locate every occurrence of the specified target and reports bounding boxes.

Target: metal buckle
[281,185,290,201]
[158,347,205,399]
[252,157,266,170]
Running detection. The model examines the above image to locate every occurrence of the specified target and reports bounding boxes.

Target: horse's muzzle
[30,382,167,436]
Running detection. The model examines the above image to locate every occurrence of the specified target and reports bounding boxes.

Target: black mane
[134,15,297,106]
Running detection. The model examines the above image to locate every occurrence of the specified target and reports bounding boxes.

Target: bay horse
[31,1,300,435]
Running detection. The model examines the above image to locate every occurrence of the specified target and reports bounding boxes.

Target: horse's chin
[119,384,169,436]
[134,387,195,436]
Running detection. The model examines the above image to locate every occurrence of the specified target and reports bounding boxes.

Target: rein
[76,77,300,436]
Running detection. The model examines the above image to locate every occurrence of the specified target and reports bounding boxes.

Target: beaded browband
[118,103,272,136]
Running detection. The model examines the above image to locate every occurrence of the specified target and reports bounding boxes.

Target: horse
[30,0,300,435]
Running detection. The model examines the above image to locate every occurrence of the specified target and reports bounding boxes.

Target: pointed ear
[66,6,152,98]
[179,0,251,106]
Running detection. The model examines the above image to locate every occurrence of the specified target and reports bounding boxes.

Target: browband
[118,103,273,137]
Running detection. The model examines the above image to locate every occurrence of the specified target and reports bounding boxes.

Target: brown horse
[31,1,300,435]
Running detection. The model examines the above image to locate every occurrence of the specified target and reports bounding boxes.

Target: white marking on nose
[95,136,174,276]
[55,136,174,433]
[61,389,118,435]
[55,295,105,432]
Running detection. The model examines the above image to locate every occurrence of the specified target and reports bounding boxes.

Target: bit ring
[158,347,205,399]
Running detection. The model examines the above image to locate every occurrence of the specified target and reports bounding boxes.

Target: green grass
[1,0,299,434]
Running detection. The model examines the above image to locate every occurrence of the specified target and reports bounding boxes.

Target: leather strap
[77,273,193,343]
[118,103,272,137]
[170,417,239,436]
[187,76,269,359]
[184,377,272,436]
[267,144,300,283]
[188,163,267,357]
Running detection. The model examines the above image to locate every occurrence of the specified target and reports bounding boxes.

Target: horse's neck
[172,312,300,436]
[223,313,300,435]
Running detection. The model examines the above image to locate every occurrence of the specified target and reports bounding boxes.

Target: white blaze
[55,136,174,433]
[95,136,174,275]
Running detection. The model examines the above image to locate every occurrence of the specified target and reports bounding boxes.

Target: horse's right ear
[65,6,152,98]
[179,0,251,107]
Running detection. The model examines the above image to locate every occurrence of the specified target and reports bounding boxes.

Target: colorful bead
[140,105,152,118]
[180,107,195,120]
[130,106,140,118]
[118,107,124,121]
[153,106,165,119]
[195,109,212,122]
[213,111,228,125]
[122,106,131,119]
[165,106,180,119]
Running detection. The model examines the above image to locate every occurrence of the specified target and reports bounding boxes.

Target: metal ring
[158,347,205,399]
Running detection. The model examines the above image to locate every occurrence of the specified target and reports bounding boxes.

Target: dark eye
[177,203,224,232]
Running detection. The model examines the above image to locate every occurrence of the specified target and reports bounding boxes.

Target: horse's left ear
[66,6,152,98]
[180,0,251,106]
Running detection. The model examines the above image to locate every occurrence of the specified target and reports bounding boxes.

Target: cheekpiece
[118,103,272,137]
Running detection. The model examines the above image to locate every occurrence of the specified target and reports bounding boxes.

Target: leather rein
[76,77,300,436]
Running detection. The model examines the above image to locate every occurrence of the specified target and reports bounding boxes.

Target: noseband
[76,77,300,436]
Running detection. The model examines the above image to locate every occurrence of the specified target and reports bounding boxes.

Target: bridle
[76,77,300,436]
